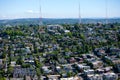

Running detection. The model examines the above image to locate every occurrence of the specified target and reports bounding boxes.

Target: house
[24,60,34,65]
[42,66,52,74]
[91,60,103,69]
[68,57,76,63]
[13,68,36,78]
[115,64,120,73]
[104,67,112,72]
[64,30,70,33]
[82,54,95,59]
[109,48,120,55]
[40,76,47,80]
[56,66,61,72]
[96,69,104,74]
[58,57,67,64]
[75,57,83,63]
[111,58,120,64]
[87,74,103,80]
[103,72,118,80]
[62,64,73,73]
[24,56,34,65]
[47,25,63,34]
[25,76,31,80]
[96,49,106,56]
[47,25,63,31]
[32,75,38,80]
[0,59,3,69]
[47,75,60,80]
[0,37,2,40]
[10,61,16,67]
[77,64,90,71]
[25,47,31,54]
[7,78,24,80]
[0,59,3,65]
[60,76,83,80]
[84,69,94,76]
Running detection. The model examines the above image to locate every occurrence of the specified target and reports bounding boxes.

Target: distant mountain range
[0,18,120,26]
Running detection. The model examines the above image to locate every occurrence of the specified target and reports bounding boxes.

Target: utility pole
[79,0,81,25]
[39,0,42,26]
[105,0,108,24]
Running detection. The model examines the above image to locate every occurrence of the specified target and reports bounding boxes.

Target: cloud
[26,10,34,13]
[26,10,39,14]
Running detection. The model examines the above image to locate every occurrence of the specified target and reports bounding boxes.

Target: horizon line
[1,17,120,20]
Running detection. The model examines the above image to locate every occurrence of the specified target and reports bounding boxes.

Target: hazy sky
[0,0,120,19]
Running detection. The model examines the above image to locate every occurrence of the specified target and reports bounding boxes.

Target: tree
[36,68,41,76]
[0,77,6,80]
[67,32,72,38]
[0,70,5,78]
[67,71,74,77]
[35,60,42,68]
[1,53,6,59]
[22,63,30,68]
[80,33,85,40]
[16,56,23,65]
[7,66,13,77]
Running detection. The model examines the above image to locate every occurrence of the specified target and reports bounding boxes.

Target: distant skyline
[0,0,120,19]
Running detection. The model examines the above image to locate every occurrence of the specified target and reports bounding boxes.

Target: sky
[0,0,120,19]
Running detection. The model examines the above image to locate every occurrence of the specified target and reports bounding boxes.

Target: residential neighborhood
[0,23,120,80]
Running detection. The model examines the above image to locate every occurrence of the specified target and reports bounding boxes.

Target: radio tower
[105,0,108,24]
[39,0,42,26]
[78,0,81,25]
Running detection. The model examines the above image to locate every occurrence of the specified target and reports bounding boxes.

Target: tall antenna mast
[105,0,108,24]
[79,0,81,25]
[39,0,42,26]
